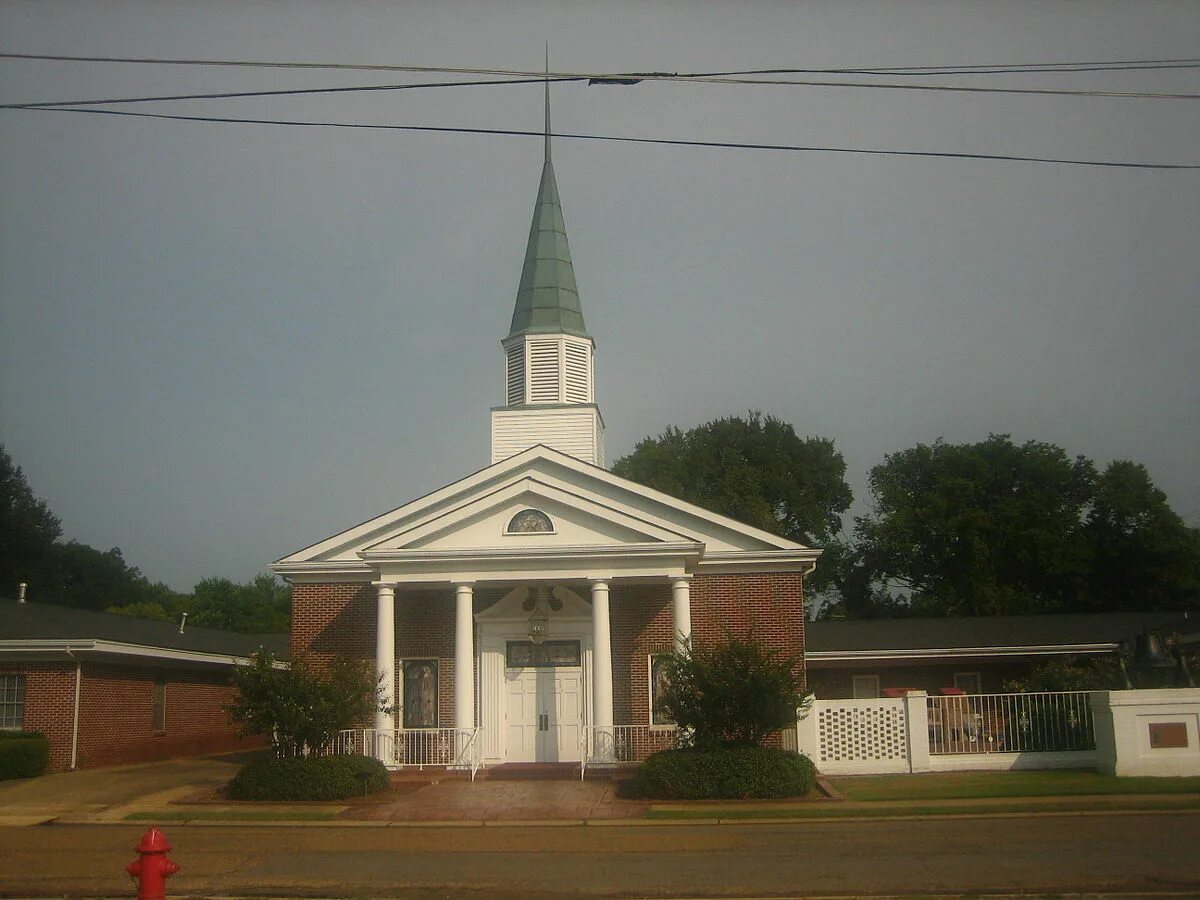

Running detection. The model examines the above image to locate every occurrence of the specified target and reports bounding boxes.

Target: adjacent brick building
[0,599,288,772]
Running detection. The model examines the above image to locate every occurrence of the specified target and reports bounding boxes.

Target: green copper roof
[508,71,588,340]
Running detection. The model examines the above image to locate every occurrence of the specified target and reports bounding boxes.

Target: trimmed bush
[625,747,816,800]
[227,754,389,801]
[0,731,50,780]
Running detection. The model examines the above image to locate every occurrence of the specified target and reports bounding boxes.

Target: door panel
[504,672,537,763]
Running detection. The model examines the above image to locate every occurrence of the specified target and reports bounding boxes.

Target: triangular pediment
[273,445,812,570]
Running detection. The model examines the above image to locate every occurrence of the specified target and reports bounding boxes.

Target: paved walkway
[4,754,1199,828]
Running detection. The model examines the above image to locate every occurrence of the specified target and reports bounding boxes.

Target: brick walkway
[348,779,648,821]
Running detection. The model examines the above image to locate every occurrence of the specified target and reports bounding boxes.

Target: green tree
[613,413,852,598]
[190,574,291,633]
[0,445,63,599]
[1083,461,1200,611]
[227,650,385,757]
[851,435,1097,616]
[658,634,809,749]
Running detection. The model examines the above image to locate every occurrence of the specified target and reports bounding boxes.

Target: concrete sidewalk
[6,755,1200,828]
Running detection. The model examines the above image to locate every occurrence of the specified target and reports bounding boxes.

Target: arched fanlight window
[506,508,554,534]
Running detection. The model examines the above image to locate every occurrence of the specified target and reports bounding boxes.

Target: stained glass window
[402,660,439,728]
[506,640,581,668]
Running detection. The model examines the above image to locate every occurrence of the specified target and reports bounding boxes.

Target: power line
[14,105,1198,170]
[3,71,1197,111]
[0,75,583,110]
[3,50,1199,75]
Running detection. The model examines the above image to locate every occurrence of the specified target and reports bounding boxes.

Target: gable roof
[273,445,818,579]
[806,611,1193,660]
[0,599,289,663]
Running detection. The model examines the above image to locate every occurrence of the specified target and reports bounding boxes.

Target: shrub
[625,747,816,800]
[658,633,810,749]
[0,731,50,780]
[227,754,389,801]
[226,650,387,757]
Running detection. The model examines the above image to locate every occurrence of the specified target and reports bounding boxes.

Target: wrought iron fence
[333,727,484,779]
[580,725,678,778]
[926,691,1096,754]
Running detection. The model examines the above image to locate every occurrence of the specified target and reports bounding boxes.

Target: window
[401,660,439,729]
[152,679,167,733]
[506,509,554,534]
[0,675,25,729]
[506,640,581,668]
[852,674,880,699]
[953,672,982,694]
[649,654,674,726]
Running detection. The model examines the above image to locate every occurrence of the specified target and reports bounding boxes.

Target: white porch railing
[579,725,678,778]
[927,691,1096,755]
[334,727,484,780]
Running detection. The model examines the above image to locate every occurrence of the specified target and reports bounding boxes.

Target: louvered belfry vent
[505,343,525,405]
[527,340,561,403]
[564,340,591,404]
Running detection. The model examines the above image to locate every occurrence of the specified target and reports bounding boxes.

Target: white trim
[805,643,1118,663]
[0,640,285,668]
[272,445,809,569]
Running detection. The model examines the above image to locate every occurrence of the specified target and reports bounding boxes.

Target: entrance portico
[370,566,695,767]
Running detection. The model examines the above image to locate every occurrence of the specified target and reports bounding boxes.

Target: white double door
[504,668,583,763]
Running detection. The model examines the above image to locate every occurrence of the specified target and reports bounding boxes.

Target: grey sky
[2,1,1198,592]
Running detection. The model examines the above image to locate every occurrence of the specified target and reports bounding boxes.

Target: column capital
[671,575,693,586]
[374,582,396,596]
[453,581,475,593]
[589,578,611,589]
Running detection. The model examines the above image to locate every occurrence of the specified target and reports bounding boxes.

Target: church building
[272,82,819,769]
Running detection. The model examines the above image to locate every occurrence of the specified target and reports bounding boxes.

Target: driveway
[0,751,261,825]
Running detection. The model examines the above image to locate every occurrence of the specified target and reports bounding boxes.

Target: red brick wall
[1,663,75,772]
[2,661,264,772]
[292,582,477,727]
[293,572,807,737]
[610,572,807,727]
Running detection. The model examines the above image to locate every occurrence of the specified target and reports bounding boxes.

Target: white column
[671,577,692,653]
[591,579,615,761]
[454,583,475,733]
[375,583,396,762]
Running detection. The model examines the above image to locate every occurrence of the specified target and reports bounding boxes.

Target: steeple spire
[507,52,587,340]
[544,43,551,163]
[490,54,604,466]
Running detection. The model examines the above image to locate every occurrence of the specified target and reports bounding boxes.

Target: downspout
[65,649,82,770]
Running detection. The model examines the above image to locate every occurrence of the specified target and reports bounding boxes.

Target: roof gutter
[0,640,285,669]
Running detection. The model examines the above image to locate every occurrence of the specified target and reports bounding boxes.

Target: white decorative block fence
[796,689,1200,777]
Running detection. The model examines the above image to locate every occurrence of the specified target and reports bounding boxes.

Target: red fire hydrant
[125,826,179,900]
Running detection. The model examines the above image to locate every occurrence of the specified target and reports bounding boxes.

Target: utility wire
[3,72,1198,109]
[15,105,1198,170]
[0,75,583,110]
[3,50,1199,75]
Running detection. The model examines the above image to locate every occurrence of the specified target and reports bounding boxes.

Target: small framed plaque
[1148,722,1188,749]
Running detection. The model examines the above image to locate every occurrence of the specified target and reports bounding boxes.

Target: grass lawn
[828,770,1200,801]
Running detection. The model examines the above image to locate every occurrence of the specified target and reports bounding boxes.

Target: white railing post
[904,690,931,772]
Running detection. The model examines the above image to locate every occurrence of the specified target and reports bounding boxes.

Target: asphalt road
[1,812,1198,898]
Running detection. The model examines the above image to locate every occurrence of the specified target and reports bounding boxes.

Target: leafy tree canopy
[833,435,1199,618]
[612,412,852,546]
[1,444,63,600]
